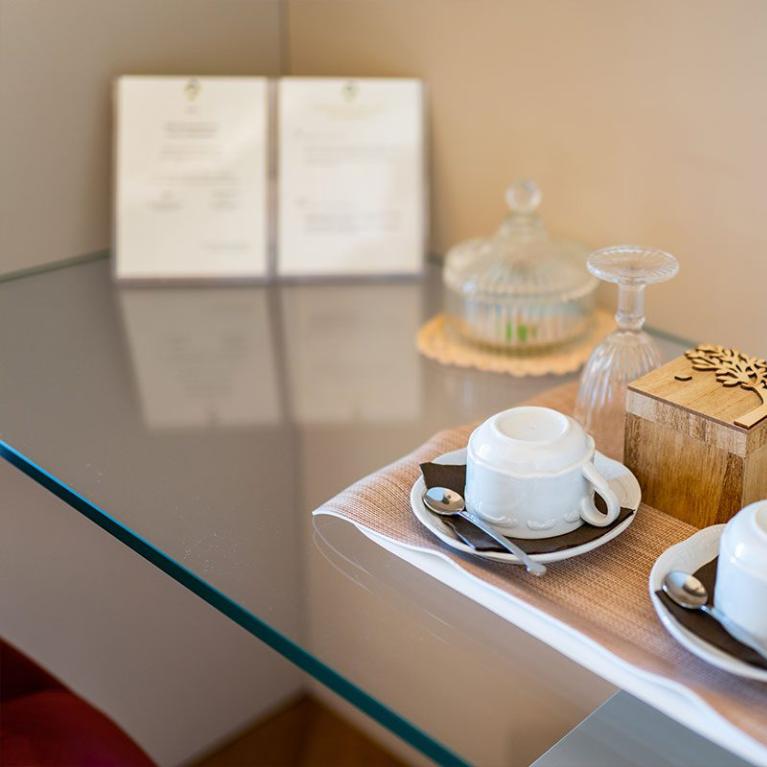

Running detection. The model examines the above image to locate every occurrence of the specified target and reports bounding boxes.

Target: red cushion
[1,640,155,767]
[1,640,64,702]
[2,690,156,767]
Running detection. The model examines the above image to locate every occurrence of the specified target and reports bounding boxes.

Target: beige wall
[287,0,767,356]
[0,0,281,276]
[2,1,765,351]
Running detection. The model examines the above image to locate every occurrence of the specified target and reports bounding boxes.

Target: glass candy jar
[443,181,597,353]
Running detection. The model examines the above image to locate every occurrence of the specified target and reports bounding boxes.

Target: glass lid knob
[505,179,542,214]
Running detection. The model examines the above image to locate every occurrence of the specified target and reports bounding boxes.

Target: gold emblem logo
[342,80,358,102]
[185,78,201,102]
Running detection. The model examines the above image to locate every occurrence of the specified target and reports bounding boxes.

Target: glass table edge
[0,438,470,767]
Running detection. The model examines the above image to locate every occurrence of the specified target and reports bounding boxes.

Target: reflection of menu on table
[119,289,280,429]
[278,78,425,276]
[281,282,422,423]
[115,77,269,280]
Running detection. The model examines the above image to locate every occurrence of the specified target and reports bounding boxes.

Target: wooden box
[625,346,767,527]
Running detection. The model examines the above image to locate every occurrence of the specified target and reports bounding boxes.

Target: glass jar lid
[443,180,596,301]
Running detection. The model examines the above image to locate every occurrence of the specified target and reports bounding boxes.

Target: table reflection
[280,282,423,424]
[119,288,281,429]
[119,278,425,430]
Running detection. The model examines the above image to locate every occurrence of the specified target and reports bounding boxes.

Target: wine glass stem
[615,283,646,331]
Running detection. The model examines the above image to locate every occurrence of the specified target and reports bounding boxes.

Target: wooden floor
[192,695,409,767]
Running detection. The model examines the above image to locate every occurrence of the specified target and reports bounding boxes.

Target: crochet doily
[417,310,614,377]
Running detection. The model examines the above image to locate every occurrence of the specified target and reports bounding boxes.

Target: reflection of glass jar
[443,180,597,353]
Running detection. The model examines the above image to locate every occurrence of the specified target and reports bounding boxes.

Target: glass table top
[0,256,690,766]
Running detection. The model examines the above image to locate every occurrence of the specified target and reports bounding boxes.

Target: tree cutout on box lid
[685,344,767,428]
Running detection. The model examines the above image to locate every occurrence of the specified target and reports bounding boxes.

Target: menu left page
[115,76,269,280]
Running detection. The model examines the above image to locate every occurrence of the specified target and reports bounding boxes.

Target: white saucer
[410,448,640,565]
[649,526,767,682]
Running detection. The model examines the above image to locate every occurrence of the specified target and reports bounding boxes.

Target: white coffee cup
[715,500,767,643]
[464,406,620,539]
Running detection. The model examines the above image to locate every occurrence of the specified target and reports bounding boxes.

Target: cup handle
[579,461,621,527]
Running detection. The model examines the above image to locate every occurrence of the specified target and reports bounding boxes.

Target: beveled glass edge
[643,323,696,350]
[0,438,469,767]
[0,250,109,286]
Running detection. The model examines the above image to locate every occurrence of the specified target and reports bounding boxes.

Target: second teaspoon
[662,570,767,662]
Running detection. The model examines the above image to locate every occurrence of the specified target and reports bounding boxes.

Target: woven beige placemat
[417,310,614,376]
[315,381,767,749]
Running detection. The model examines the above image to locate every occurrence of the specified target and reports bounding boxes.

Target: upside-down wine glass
[574,245,679,459]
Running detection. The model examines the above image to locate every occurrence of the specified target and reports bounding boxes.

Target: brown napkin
[419,461,635,555]
[656,559,767,671]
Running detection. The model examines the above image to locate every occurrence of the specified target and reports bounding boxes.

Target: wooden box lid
[627,345,767,456]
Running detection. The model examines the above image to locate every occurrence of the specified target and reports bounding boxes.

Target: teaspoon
[662,570,767,661]
[423,486,547,576]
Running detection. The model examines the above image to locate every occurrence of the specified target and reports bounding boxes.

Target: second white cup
[465,406,620,539]
[715,500,767,643]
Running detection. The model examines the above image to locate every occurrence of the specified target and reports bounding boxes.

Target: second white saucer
[649,526,767,682]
